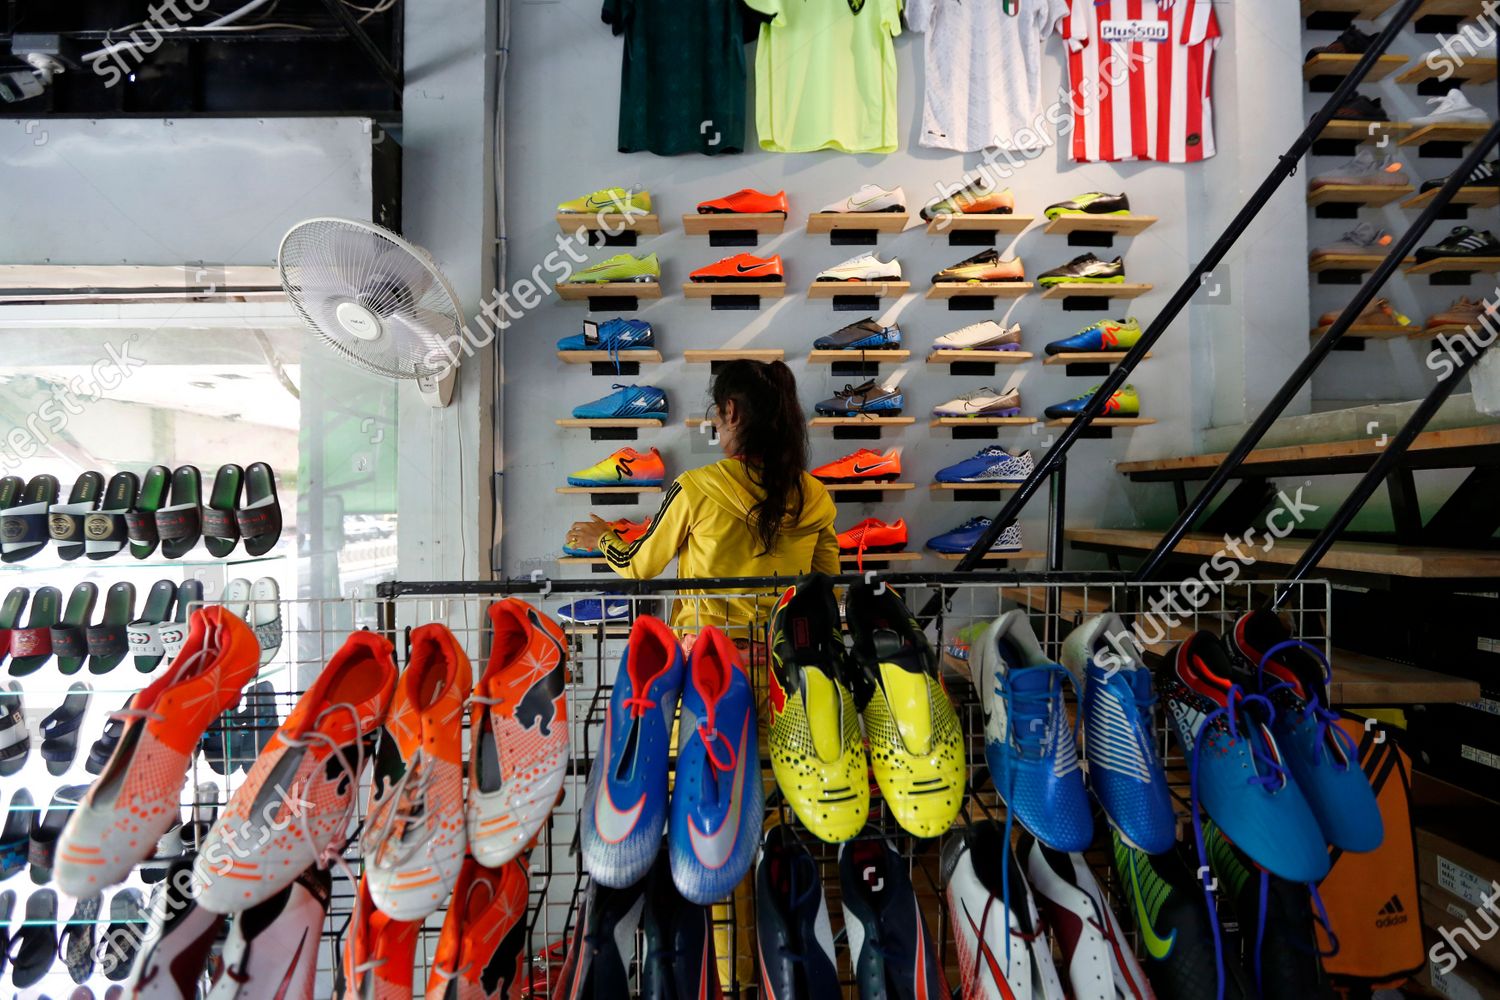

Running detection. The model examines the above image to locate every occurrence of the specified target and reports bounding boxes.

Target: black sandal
[0,682,25,778]
[126,465,170,560]
[0,889,12,978]
[237,462,282,556]
[9,887,57,988]
[40,681,92,776]
[1,473,60,563]
[102,888,145,982]
[9,584,61,676]
[52,581,100,676]
[87,582,135,675]
[49,471,105,562]
[127,579,178,674]
[0,587,28,674]
[0,789,30,879]
[29,784,87,882]
[203,463,244,559]
[85,472,139,561]
[155,465,203,560]
[86,695,130,776]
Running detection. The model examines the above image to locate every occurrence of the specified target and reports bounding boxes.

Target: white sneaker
[814,253,902,282]
[932,387,1022,417]
[820,184,906,214]
[1411,88,1490,126]
[933,321,1023,351]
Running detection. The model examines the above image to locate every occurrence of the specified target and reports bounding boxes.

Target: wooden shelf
[1396,58,1498,86]
[1406,256,1500,275]
[681,280,786,298]
[556,212,661,235]
[1046,417,1157,428]
[808,349,910,363]
[809,416,916,428]
[930,416,1038,428]
[933,550,1046,562]
[1040,282,1153,300]
[807,212,909,234]
[1318,119,1414,142]
[1042,351,1147,366]
[1307,184,1414,207]
[1415,0,1488,18]
[558,349,663,364]
[824,481,917,493]
[1330,648,1483,705]
[682,349,784,364]
[1042,214,1158,237]
[557,556,608,566]
[1403,186,1500,210]
[1308,252,1393,273]
[929,482,1022,492]
[1303,52,1408,81]
[555,486,663,495]
[1400,122,1491,147]
[839,551,922,565]
[807,280,910,299]
[1299,0,1398,20]
[1425,320,1496,335]
[555,418,664,429]
[928,350,1033,364]
[681,213,786,236]
[925,282,1033,299]
[925,214,1035,235]
[557,280,662,301]
[1308,323,1415,339]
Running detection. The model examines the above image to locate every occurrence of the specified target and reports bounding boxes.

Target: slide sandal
[127,579,178,673]
[29,784,87,882]
[86,583,135,676]
[0,790,30,879]
[0,890,12,978]
[10,887,56,988]
[49,471,105,562]
[203,464,244,559]
[85,695,130,775]
[0,473,60,563]
[0,683,26,777]
[103,888,146,982]
[126,465,170,560]
[160,580,203,663]
[232,680,277,768]
[85,472,139,561]
[8,585,61,676]
[61,895,99,984]
[237,462,282,556]
[40,681,92,776]
[0,587,28,672]
[50,581,100,676]
[155,465,203,560]
[184,781,219,850]
[221,577,252,621]
[250,576,282,664]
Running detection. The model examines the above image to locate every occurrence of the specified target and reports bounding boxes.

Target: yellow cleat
[557,187,652,215]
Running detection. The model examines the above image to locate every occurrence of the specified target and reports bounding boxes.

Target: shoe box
[1415,945,1500,1000]
[1407,699,1500,803]
[1417,825,1500,916]
[1420,881,1500,979]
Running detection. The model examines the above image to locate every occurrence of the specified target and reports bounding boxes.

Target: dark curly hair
[711,359,808,555]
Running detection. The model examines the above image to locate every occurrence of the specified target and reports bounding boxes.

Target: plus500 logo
[1101,20,1169,43]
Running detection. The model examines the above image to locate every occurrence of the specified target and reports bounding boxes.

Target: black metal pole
[947,0,1428,574]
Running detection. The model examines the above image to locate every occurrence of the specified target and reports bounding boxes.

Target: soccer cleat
[555,317,655,353]
[942,822,1067,1000]
[1420,159,1500,192]
[1426,295,1497,329]
[207,865,329,1000]
[342,872,420,1000]
[1043,384,1140,420]
[1410,88,1490,126]
[1415,225,1500,263]
[1316,297,1411,329]
[813,253,902,283]
[1045,317,1143,354]
[766,577,869,843]
[1313,222,1393,256]
[580,615,685,888]
[1023,834,1153,1000]
[926,517,1023,555]
[844,582,965,838]
[813,318,902,351]
[362,623,472,921]
[922,180,1016,220]
[697,188,789,215]
[811,448,901,483]
[642,851,722,1000]
[557,188,652,214]
[572,384,668,420]
[933,320,1023,352]
[1160,631,1329,883]
[1310,148,1407,188]
[1306,23,1376,59]
[933,248,1026,283]
[551,875,647,999]
[1060,614,1174,855]
[125,856,227,998]
[932,387,1023,418]
[467,599,571,868]
[1037,253,1125,287]
[839,838,949,998]
[934,446,1034,484]
[563,517,650,557]
[971,611,1093,852]
[555,597,630,624]
[689,253,784,282]
[814,378,903,416]
[567,447,666,488]
[1229,609,1382,853]
[1044,192,1130,219]
[837,517,908,554]
[820,184,906,214]
[755,825,841,998]
[55,607,259,898]
[426,856,530,1000]
[195,631,397,913]
[569,253,660,284]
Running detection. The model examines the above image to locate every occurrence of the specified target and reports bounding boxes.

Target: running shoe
[580,615,685,888]
[1044,192,1130,219]
[811,448,901,483]
[697,188,789,215]
[942,822,1067,1000]
[1410,88,1490,126]
[756,825,841,998]
[567,447,666,488]
[467,599,571,868]
[1312,222,1393,257]
[362,623,472,921]
[926,517,1023,555]
[207,865,329,999]
[689,252,784,282]
[922,181,1016,220]
[1420,159,1500,192]
[1160,631,1329,883]
[839,837,949,998]
[813,253,902,283]
[1229,610,1382,853]
[564,517,650,557]
[341,872,420,1000]
[1426,295,1498,329]
[1306,24,1377,59]
[844,582,965,838]
[196,631,398,913]
[669,626,762,904]
[933,387,1023,418]
[933,249,1026,283]
[571,384,668,420]
[1414,225,1500,263]
[1060,613,1175,855]
[813,378,903,416]
[766,577,869,843]
[558,188,652,214]
[556,596,631,624]
[933,320,1023,351]
[1023,835,1152,1000]
[54,607,258,898]
[569,253,660,284]
[1044,317,1143,354]
[838,517,908,554]
[1043,384,1140,420]
[971,610,1093,852]
[1037,253,1125,286]
[551,875,647,999]
[426,856,530,1000]
[934,446,1034,484]
[555,317,655,353]
[813,318,902,351]
[820,184,906,214]
[641,851,721,1000]
[1309,148,1407,188]
[1316,297,1411,329]
[124,857,226,998]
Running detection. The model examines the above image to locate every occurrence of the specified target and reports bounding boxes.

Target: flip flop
[8,585,61,676]
[237,462,282,556]
[40,681,92,776]
[155,465,203,560]
[86,583,135,675]
[126,465,170,560]
[61,895,99,984]
[232,680,277,769]
[0,682,25,778]
[29,784,88,882]
[127,580,179,674]
[85,695,130,776]
[51,581,100,676]
[102,888,145,982]
[0,473,60,563]
[159,579,203,663]
[10,887,57,988]
[0,790,31,879]
[0,587,28,673]
[0,890,12,977]
[85,472,139,561]
[48,472,105,562]
[203,464,244,559]
[249,576,282,665]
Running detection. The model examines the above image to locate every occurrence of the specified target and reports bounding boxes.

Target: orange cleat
[567,446,667,488]
[426,855,532,999]
[564,516,650,557]
[689,253,784,283]
[811,449,902,483]
[697,189,790,216]
[838,517,909,554]
[344,871,420,1000]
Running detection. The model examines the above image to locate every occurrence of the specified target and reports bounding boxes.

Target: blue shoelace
[1255,639,1358,771]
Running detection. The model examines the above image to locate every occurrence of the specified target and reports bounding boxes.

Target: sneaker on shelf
[1313,222,1394,256]
[567,446,667,488]
[1410,88,1490,126]
[813,379,904,416]
[1310,147,1408,188]
[934,445,1034,484]
[756,825,842,996]
[1043,191,1130,219]
[814,252,902,283]
[837,517,908,555]
[932,248,1025,283]
[697,188,789,215]
[922,180,1016,220]
[839,837,949,997]
[689,252,784,283]
[1420,158,1500,192]
[926,517,1023,554]
[1414,225,1500,263]
[1326,93,1388,122]
[557,187,651,214]
[811,448,901,483]
[813,317,902,351]
[1043,384,1141,420]
[569,252,660,284]
[571,384,669,420]
[555,317,655,353]
[1044,316,1143,354]
[932,320,1023,351]
[1316,297,1411,329]
[1426,295,1498,329]
[932,387,1023,418]
[1306,24,1377,60]
[820,184,906,214]
[1037,253,1125,286]
[563,516,650,557]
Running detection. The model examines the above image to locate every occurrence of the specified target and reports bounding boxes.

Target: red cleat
[689,253,784,283]
[697,188,790,215]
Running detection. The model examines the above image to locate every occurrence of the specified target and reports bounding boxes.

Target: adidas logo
[1376,894,1409,928]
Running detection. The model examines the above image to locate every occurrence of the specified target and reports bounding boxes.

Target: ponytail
[711,360,808,554]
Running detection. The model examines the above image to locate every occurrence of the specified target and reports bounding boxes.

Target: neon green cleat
[568,252,660,284]
[556,187,652,214]
[1043,191,1130,220]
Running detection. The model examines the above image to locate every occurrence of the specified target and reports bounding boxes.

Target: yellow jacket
[599,458,840,636]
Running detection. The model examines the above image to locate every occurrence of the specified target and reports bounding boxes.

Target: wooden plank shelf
[556,212,661,235]
[1042,215,1158,237]
[1042,351,1147,366]
[930,416,1038,427]
[558,350,663,364]
[557,556,608,566]
[807,281,910,299]
[680,213,786,236]
[1399,122,1491,147]
[925,282,1033,299]
[555,418,663,429]
[682,349,784,364]
[681,280,786,298]
[556,280,662,301]
[555,486,663,496]
[929,482,1022,492]
[839,551,922,566]
[1308,253,1394,273]
[1046,417,1157,428]
[927,350,1033,364]
[1040,282,1153,300]
[925,214,1034,235]
[809,416,916,428]
[1308,323,1415,339]
[1403,186,1500,210]
[1425,320,1497,335]
[824,481,917,493]
[1303,52,1408,82]
[807,212,909,235]
[1300,0,1398,22]
[1405,256,1500,275]
[808,349,910,363]
[1396,58,1498,86]
[933,550,1046,562]
[1318,119,1413,142]
[1307,184,1414,208]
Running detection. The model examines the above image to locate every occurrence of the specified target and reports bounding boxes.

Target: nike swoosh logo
[594,715,647,844]
[1126,852,1177,959]
[586,196,622,210]
[272,931,310,1000]
[736,263,771,273]
[963,901,1017,1000]
[687,725,750,869]
[851,462,891,474]
[850,193,888,209]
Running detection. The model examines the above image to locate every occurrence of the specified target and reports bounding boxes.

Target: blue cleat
[1043,384,1140,420]
[934,446,1035,484]
[925,517,1022,555]
[1043,317,1142,355]
[556,317,655,353]
[572,384,669,420]
[813,318,901,351]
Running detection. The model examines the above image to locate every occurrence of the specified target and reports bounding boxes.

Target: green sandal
[48,472,104,562]
[87,583,136,676]
[156,465,203,560]
[203,464,244,559]
[50,582,99,676]
[85,473,139,561]
[127,466,171,560]
[9,586,61,676]
[1,474,60,563]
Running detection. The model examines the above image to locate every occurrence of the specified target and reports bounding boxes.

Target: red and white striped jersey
[1061,0,1221,163]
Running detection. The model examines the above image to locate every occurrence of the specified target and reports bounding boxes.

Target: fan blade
[386,307,462,376]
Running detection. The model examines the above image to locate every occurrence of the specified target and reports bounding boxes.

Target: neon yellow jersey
[744,0,903,154]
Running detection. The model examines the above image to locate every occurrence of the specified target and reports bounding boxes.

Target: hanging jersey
[1060,0,1221,163]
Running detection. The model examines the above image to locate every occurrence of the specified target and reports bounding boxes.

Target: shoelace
[695,696,737,773]
[1253,639,1357,770]
[278,700,375,875]
[362,751,438,871]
